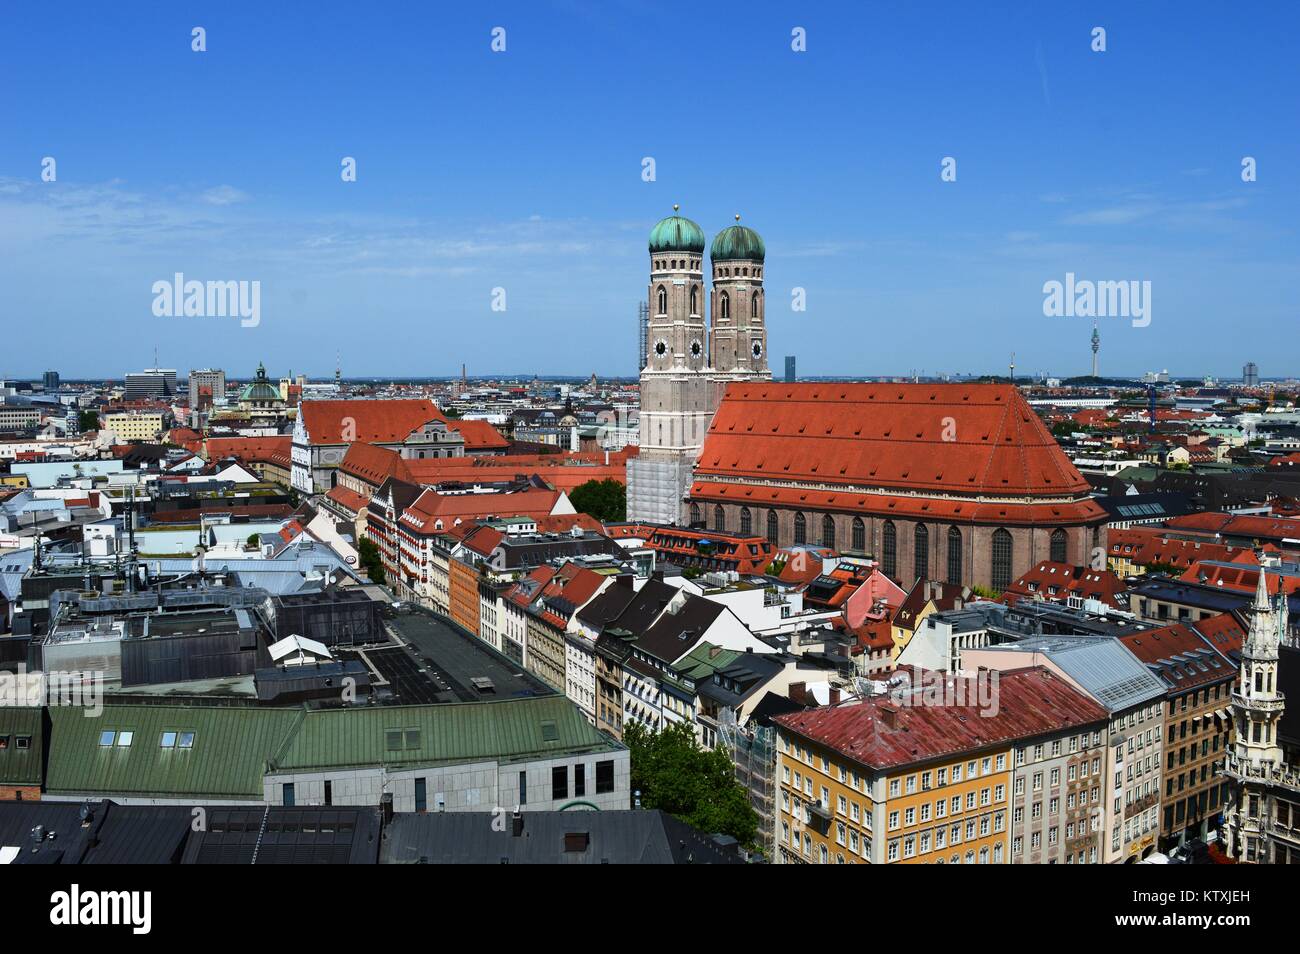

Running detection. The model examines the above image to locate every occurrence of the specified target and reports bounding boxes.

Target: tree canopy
[357,538,385,584]
[623,721,759,849]
[568,477,626,523]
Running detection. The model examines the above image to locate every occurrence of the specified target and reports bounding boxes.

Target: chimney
[924,580,932,601]
[789,681,807,705]
[381,793,394,826]
[830,687,841,705]
[511,810,525,837]
[880,705,898,729]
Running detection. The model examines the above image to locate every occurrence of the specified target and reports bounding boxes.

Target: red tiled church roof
[691,383,1102,527]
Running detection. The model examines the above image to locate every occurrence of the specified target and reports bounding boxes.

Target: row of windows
[98,729,194,749]
[654,286,761,319]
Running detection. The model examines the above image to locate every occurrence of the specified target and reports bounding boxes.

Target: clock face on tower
[654,339,667,357]
[751,341,763,359]
[690,339,702,359]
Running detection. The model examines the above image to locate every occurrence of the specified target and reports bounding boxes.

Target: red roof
[1117,623,1235,693]
[1191,611,1247,657]
[689,481,1102,527]
[1107,527,1256,570]
[325,485,370,516]
[299,399,444,444]
[402,453,629,490]
[397,486,562,534]
[460,524,506,558]
[612,523,775,574]
[203,435,292,464]
[450,419,510,451]
[695,383,1096,503]
[774,667,1109,770]
[1003,561,1127,609]
[340,442,413,487]
[1177,561,1300,597]
[1163,511,1300,545]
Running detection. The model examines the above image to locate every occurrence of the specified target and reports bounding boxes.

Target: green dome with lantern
[710,216,765,262]
[649,205,706,254]
[239,362,282,404]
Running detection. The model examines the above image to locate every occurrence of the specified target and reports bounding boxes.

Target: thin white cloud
[201,185,250,206]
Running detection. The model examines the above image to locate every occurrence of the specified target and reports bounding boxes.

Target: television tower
[1091,319,1100,378]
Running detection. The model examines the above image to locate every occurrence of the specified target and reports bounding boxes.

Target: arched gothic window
[947,526,963,584]
[882,521,897,578]
[914,524,929,580]
[992,529,1013,591]
[1050,528,1068,564]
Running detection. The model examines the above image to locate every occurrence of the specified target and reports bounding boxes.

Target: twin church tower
[627,207,771,524]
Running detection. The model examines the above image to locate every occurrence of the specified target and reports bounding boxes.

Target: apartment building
[1011,723,1108,863]
[964,636,1168,862]
[1118,617,1241,851]
[772,667,1108,864]
[103,410,167,443]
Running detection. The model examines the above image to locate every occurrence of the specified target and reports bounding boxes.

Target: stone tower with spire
[1223,562,1300,862]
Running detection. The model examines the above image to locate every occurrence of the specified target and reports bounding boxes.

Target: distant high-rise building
[188,368,227,405]
[1244,362,1260,387]
[124,368,177,400]
[43,370,60,392]
[784,356,796,383]
[638,301,649,372]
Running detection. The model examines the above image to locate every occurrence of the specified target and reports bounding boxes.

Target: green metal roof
[649,213,705,254]
[0,707,43,786]
[44,697,619,799]
[268,696,616,774]
[710,222,765,262]
[676,642,742,681]
[45,705,303,800]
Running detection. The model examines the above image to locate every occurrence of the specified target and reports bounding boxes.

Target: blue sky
[1,1,1297,380]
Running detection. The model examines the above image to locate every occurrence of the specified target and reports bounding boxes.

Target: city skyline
[3,3,1297,378]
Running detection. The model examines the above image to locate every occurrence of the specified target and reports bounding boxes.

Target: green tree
[78,409,99,431]
[623,721,758,850]
[568,477,626,522]
[357,538,386,584]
